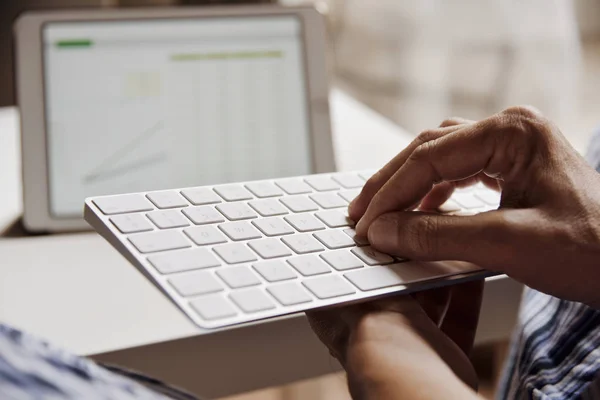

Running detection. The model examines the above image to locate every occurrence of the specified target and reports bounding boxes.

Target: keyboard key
[87,170,497,330]
[184,226,228,246]
[452,193,485,209]
[253,260,297,282]
[320,250,363,271]
[343,228,369,246]
[229,289,276,313]
[146,191,188,209]
[313,230,355,249]
[216,203,257,221]
[275,179,312,195]
[183,206,225,225]
[338,189,361,203]
[344,262,459,291]
[169,271,223,297]
[310,192,347,209]
[217,266,261,288]
[213,185,253,201]
[455,186,474,193]
[252,217,294,236]
[475,190,501,207]
[245,182,283,198]
[248,238,291,259]
[287,255,331,276]
[315,210,353,228]
[303,275,356,299]
[213,243,257,264]
[93,194,153,215]
[438,199,461,213]
[358,170,377,180]
[147,248,221,274]
[219,221,262,241]
[110,214,153,234]
[304,176,340,191]
[129,231,191,254]
[147,210,190,229]
[267,283,313,306]
[281,234,324,254]
[351,246,394,266]
[191,295,237,321]
[284,214,325,232]
[344,264,406,291]
[181,188,221,205]
[332,173,365,189]
[248,199,289,216]
[279,196,318,213]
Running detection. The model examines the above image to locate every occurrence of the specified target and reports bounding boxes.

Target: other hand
[307,280,484,400]
[352,107,600,308]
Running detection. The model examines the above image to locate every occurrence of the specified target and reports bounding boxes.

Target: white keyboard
[84,171,500,329]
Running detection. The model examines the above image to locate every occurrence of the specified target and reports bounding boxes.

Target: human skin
[308,106,600,399]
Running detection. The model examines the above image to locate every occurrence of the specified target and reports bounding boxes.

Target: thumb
[367,210,512,266]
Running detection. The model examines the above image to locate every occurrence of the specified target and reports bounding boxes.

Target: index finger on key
[355,120,500,236]
[349,121,472,223]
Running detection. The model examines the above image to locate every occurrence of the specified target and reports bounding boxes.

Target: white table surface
[0,89,523,398]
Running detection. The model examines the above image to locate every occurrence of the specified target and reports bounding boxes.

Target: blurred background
[1,0,599,398]
[2,0,600,151]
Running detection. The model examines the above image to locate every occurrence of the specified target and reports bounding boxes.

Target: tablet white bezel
[15,5,334,233]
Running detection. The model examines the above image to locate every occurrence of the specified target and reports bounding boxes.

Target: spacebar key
[344,262,457,291]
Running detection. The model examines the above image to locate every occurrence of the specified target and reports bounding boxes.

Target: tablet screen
[42,16,312,218]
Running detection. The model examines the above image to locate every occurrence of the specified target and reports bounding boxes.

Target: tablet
[14,5,333,233]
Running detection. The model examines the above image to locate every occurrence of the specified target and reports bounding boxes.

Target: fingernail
[348,199,356,213]
[355,219,366,236]
[367,217,393,249]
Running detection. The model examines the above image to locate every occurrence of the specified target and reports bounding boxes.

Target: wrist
[345,341,479,400]
[342,312,480,400]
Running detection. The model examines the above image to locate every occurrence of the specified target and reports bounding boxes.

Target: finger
[419,182,454,211]
[355,113,537,236]
[412,286,452,326]
[348,124,467,222]
[440,280,484,355]
[306,308,350,361]
[419,172,502,211]
[439,117,475,127]
[366,210,516,266]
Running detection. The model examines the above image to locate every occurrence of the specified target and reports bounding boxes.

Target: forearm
[346,362,482,400]
[342,313,483,400]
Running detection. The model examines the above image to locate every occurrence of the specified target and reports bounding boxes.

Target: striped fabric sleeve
[496,126,600,400]
[0,324,202,400]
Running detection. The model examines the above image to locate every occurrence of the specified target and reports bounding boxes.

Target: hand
[352,107,600,308]
[307,281,484,400]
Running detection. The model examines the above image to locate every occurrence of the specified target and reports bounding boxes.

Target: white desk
[0,89,522,398]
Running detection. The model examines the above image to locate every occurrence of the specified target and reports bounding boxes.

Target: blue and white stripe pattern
[497,290,600,399]
[497,128,600,400]
[0,324,200,399]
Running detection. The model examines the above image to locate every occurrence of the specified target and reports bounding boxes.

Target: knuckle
[502,105,542,119]
[355,313,381,337]
[439,117,462,128]
[499,106,550,137]
[416,129,441,144]
[361,174,382,198]
[492,107,555,157]
[411,141,436,163]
